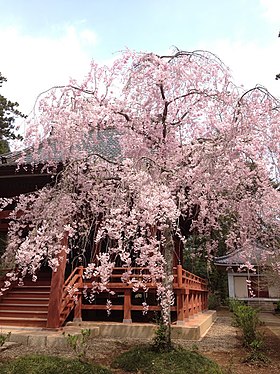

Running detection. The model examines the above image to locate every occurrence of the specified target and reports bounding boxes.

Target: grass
[112,344,223,374]
[0,354,112,374]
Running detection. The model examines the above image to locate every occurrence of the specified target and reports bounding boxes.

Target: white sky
[0,0,280,129]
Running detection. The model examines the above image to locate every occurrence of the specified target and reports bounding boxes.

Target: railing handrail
[64,266,83,288]
[59,266,83,325]
[81,265,208,289]
[58,265,208,325]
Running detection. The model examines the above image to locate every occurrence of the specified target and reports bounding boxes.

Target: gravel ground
[181,315,239,351]
[0,311,238,360]
[2,312,280,374]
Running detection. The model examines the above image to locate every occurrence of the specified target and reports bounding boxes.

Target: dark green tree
[0,72,25,153]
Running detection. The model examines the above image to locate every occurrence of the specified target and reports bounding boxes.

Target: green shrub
[227,298,245,313]
[66,328,91,360]
[113,344,223,374]
[152,317,171,352]
[0,354,111,374]
[233,304,261,347]
[243,348,270,365]
[208,294,221,310]
[229,300,269,364]
[275,300,280,312]
[243,339,270,365]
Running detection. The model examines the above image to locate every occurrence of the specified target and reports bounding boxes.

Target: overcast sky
[1,0,280,122]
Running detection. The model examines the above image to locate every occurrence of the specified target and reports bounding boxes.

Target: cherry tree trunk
[161,224,174,350]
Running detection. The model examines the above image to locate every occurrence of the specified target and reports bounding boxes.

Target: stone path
[259,312,280,339]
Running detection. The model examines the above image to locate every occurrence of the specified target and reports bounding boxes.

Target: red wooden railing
[59,264,208,326]
[0,263,208,328]
[59,266,83,325]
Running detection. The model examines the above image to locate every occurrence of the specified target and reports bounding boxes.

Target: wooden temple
[0,147,208,329]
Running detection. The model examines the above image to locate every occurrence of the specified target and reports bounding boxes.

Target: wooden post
[176,291,184,324]
[198,293,202,313]
[74,293,82,321]
[194,293,198,314]
[184,293,189,320]
[46,235,67,329]
[189,292,194,317]
[73,267,83,321]
[123,288,132,323]
[177,265,183,288]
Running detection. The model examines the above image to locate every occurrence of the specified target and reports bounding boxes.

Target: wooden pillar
[74,293,82,321]
[177,265,183,288]
[201,292,204,311]
[184,293,189,320]
[176,291,184,325]
[194,293,197,314]
[198,293,202,313]
[73,267,83,321]
[123,288,132,323]
[46,235,67,329]
[189,292,194,317]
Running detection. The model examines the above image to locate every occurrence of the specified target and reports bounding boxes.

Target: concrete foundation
[0,310,216,348]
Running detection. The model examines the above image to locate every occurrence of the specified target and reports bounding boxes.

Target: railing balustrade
[59,264,208,326]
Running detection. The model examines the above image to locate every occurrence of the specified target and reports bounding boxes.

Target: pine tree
[0,73,25,153]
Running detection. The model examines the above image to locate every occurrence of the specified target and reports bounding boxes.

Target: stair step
[21,282,51,286]
[1,298,49,305]
[0,310,48,318]
[13,286,50,290]
[9,290,50,294]
[0,304,48,311]
[7,292,50,298]
[0,316,47,327]
[0,270,51,327]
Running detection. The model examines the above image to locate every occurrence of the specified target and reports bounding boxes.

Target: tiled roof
[214,245,265,266]
[0,128,121,167]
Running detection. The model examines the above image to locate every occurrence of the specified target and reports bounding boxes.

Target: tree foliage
[1,49,280,332]
[0,72,25,153]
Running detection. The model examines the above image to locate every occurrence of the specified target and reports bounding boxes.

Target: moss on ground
[0,354,111,374]
[112,344,223,374]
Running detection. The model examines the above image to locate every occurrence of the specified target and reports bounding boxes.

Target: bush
[152,316,172,352]
[233,304,261,346]
[229,300,264,352]
[113,344,223,374]
[0,355,111,374]
[208,294,221,310]
[227,298,245,313]
[274,300,280,313]
[66,328,92,360]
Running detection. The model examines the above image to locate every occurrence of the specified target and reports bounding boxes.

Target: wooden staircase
[0,275,51,328]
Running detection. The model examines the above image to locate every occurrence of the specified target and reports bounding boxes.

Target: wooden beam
[176,291,184,324]
[123,288,132,323]
[46,235,67,329]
